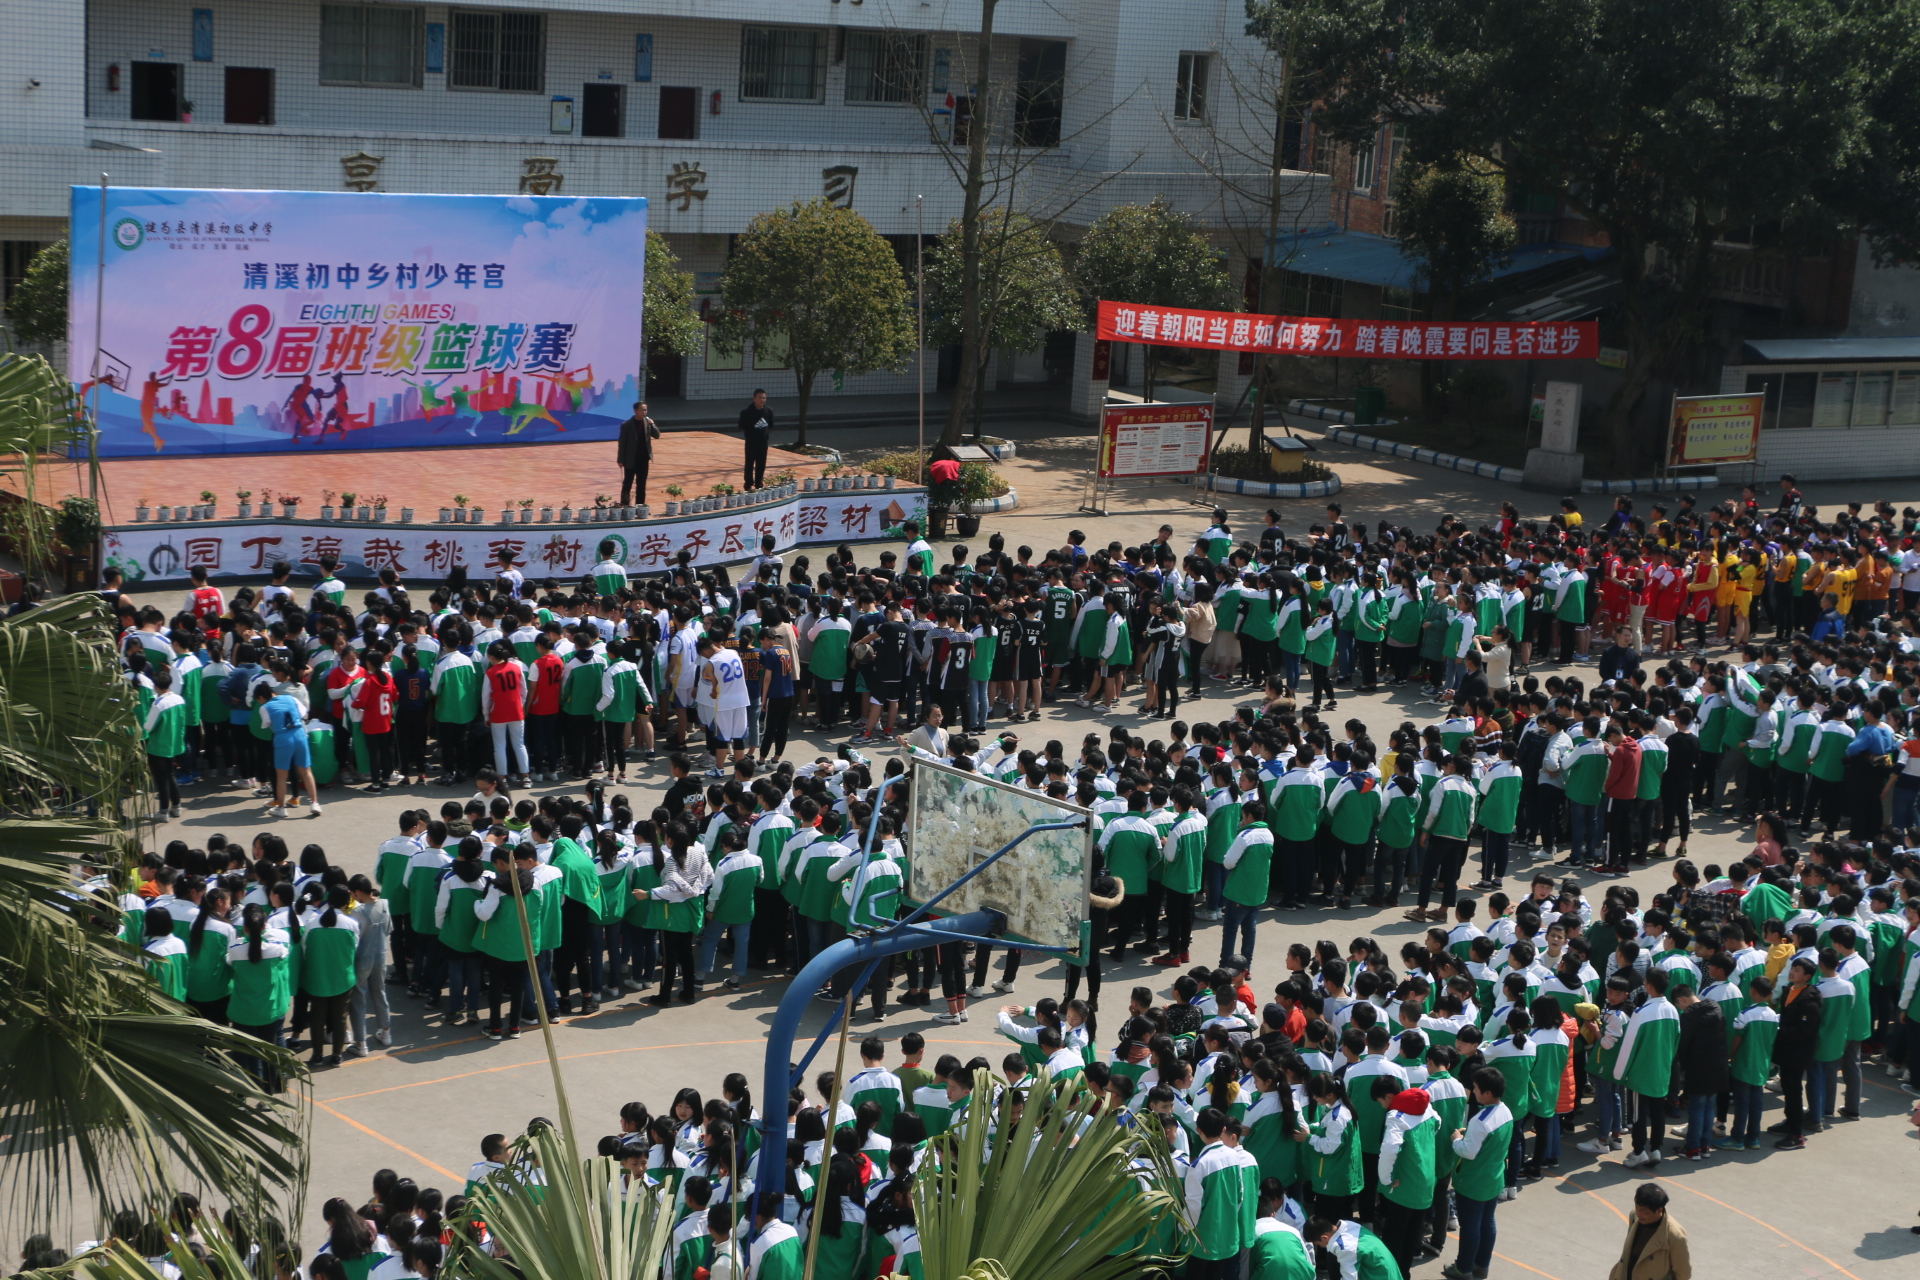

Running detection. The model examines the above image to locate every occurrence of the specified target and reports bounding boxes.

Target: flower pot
[559,509,573,524]
[185,507,200,521]
[235,503,251,518]
[928,508,950,539]
[574,508,590,523]
[470,507,485,523]
[134,506,150,522]
[358,506,372,521]
[399,508,414,523]
[518,508,533,523]
[438,508,452,523]
[956,513,982,538]
[540,507,554,522]
[637,504,651,519]
[802,478,817,492]
[884,476,896,489]
[155,506,171,521]
[281,504,299,519]
[500,511,516,526]
[866,475,880,489]
[663,502,679,517]
[374,507,388,522]
[202,503,217,518]
[320,506,336,521]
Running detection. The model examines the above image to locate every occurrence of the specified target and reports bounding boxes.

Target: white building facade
[2,0,1323,414]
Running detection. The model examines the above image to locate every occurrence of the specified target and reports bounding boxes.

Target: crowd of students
[98,473,1920,1278]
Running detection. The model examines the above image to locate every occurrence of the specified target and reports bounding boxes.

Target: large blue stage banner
[69,187,647,457]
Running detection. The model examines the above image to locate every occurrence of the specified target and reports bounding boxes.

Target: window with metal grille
[846,31,927,105]
[319,4,423,88]
[1350,136,1378,193]
[449,9,545,93]
[740,26,824,102]
[1174,52,1210,121]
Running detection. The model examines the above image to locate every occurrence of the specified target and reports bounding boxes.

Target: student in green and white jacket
[1447,1067,1514,1280]
[142,664,189,819]
[1185,1106,1249,1273]
[139,904,189,1001]
[225,903,295,1092]
[299,886,361,1069]
[701,829,761,988]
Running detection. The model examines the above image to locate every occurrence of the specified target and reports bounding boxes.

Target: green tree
[1074,198,1234,401]
[1252,0,1920,465]
[716,199,916,447]
[1394,157,1517,415]
[642,231,701,370]
[926,209,1081,442]
[0,358,306,1241]
[5,239,68,349]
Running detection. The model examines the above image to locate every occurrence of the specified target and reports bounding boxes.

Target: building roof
[1270,225,1609,292]
[1741,337,1920,364]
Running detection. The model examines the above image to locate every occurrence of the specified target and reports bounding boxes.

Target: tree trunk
[1249,15,1300,440]
[794,369,814,449]
[940,0,999,446]
[1419,290,1456,420]
[1143,347,1158,404]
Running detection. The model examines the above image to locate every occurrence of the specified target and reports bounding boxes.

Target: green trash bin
[306,722,339,786]
[1354,385,1386,426]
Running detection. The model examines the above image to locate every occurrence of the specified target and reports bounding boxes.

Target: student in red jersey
[185,564,225,624]
[526,634,566,784]
[324,643,364,783]
[482,639,532,788]
[352,649,398,792]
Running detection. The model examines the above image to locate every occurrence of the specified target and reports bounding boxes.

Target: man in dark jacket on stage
[617,401,661,505]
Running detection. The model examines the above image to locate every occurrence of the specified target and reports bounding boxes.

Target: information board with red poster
[1098,401,1215,478]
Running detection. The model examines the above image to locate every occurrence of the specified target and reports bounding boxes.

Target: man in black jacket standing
[617,401,661,505]
[740,389,774,489]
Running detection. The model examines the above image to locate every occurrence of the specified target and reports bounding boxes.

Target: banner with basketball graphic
[69,187,647,457]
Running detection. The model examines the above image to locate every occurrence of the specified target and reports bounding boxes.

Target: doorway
[582,83,623,138]
[224,67,274,125]
[646,349,684,398]
[130,62,183,122]
[657,86,698,140]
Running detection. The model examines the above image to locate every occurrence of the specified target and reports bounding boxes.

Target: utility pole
[1249,16,1301,443]
[916,193,926,464]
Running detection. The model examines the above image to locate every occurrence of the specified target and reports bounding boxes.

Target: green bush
[865,450,1009,506]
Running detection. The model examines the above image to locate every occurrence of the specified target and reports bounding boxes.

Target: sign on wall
[100,489,928,585]
[69,187,647,457]
[1098,401,1215,479]
[1668,394,1763,467]
[1096,300,1599,361]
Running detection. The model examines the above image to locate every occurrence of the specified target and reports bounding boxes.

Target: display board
[1096,299,1598,361]
[905,758,1093,963]
[100,488,927,585]
[1098,401,1215,478]
[69,186,647,457]
[1668,393,1764,467]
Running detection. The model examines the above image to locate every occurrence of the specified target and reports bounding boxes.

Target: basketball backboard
[904,757,1094,964]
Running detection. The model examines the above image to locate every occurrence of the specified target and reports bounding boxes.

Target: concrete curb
[1285,398,1402,429]
[1176,473,1343,499]
[971,487,1021,513]
[1315,425,1528,485]
[1580,473,1720,494]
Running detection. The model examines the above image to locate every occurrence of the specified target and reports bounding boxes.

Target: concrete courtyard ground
[109,418,1920,1279]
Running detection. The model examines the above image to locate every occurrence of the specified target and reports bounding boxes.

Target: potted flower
[234,488,252,518]
[339,491,358,521]
[517,498,535,524]
[558,502,573,525]
[452,494,470,524]
[539,503,555,523]
[319,489,337,521]
[470,502,486,524]
[134,497,151,523]
[198,490,216,518]
[398,503,414,524]
[370,494,389,522]
[663,484,682,517]
[280,493,302,518]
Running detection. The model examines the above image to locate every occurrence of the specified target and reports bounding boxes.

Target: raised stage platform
[66,435,926,587]
[86,431,829,526]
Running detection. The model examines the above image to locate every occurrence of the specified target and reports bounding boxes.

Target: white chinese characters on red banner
[1095,300,1599,361]
[101,489,929,584]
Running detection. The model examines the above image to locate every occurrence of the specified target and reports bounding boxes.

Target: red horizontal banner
[1096,300,1598,361]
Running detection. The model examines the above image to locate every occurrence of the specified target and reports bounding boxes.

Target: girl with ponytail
[224,902,294,1092]
[299,884,361,1068]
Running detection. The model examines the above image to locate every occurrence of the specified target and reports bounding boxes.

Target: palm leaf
[913,1071,1186,1280]
[451,1124,676,1280]
[30,1206,289,1280]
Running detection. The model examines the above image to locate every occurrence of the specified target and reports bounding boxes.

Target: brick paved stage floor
[81,432,829,522]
